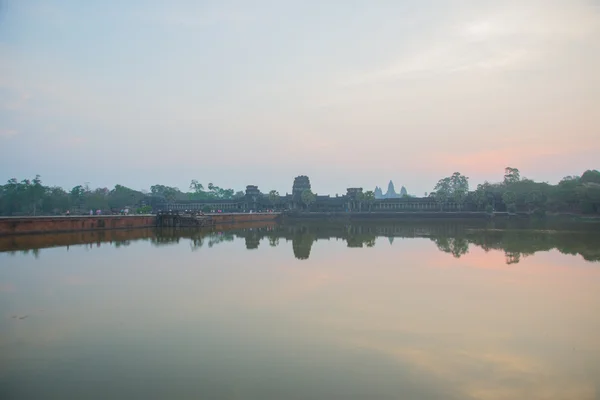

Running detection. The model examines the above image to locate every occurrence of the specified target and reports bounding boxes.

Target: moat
[1,221,599,399]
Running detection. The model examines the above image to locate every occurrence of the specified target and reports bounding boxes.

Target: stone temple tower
[292,176,311,201]
[384,180,398,198]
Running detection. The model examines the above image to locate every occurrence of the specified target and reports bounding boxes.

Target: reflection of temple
[292,231,316,260]
[150,221,600,264]
[6,221,599,265]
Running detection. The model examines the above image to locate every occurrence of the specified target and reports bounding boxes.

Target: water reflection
[1,221,599,264]
[2,222,600,400]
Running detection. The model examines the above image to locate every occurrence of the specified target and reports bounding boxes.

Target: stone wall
[0,216,156,236]
[0,213,281,236]
[211,212,280,226]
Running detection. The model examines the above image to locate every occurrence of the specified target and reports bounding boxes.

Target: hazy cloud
[1,0,598,194]
[0,128,19,137]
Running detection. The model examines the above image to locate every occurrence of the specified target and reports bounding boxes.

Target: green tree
[433,177,451,210]
[189,179,204,192]
[163,187,179,203]
[504,167,521,185]
[433,172,469,210]
[450,172,469,210]
[363,190,376,212]
[29,175,45,215]
[581,170,600,184]
[474,183,490,211]
[502,191,517,213]
[525,190,544,213]
[87,188,110,211]
[301,189,315,211]
[268,190,280,207]
[71,185,86,212]
[107,185,145,210]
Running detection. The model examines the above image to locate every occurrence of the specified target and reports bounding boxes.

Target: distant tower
[292,176,311,200]
[400,186,408,197]
[384,180,398,198]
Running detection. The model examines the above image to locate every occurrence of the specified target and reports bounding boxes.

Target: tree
[86,188,110,211]
[268,190,279,207]
[433,177,451,210]
[502,191,517,213]
[363,190,376,212]
[450,172,469,210]
[30,175,44,215]
[581,169,600,184]
[474,183,490,211]
[504,167,521,185]
[234,191,245,199]
[190,180,204,192]
[107,185,145,210]
[163,187,179,203]
[71,185,86,211]
[42,186,70,214]
[525,190,544,213]
[301,189,315,211]
[433,172,469,211]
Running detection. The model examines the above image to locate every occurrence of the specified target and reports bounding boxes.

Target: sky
[1,0,599,196]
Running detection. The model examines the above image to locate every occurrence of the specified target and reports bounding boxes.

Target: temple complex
[157,175,467,213]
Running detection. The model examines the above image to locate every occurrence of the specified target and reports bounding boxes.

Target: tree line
[431,167,600,214]
[1,169,599,216]
[0,178,248,216]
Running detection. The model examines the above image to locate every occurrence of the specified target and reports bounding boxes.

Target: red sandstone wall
[0,213,280,236]
[210,213,280,225]
[0,216,156,236]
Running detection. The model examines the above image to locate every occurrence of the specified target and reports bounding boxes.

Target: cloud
[0,129,19,138]
[136,5,255,28]
[2,92,31,111]
[341,0,600,86]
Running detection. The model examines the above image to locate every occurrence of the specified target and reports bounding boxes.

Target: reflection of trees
[208,233,234,248]
[11,220,596,264]
[190,237,204,252]
[432,237,469,258]
[505,251,521,265]
[245,234,261,250]
[183,222,600,263]
[347,234,376,248]
[456,230,600,264]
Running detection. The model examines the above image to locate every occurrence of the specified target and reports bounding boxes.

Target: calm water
[1,222,600,400]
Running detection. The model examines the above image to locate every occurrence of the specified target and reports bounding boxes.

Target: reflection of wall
[0,228,155,252]
[0,216,155,236]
